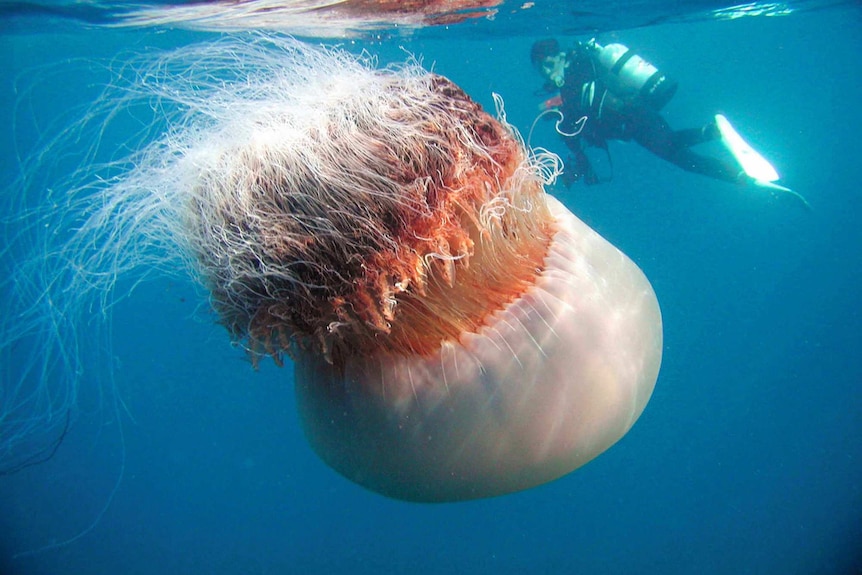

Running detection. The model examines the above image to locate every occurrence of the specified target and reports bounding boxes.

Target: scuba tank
[588,40,678,111]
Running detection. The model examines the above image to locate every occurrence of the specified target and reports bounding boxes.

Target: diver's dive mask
[542,53,569,88]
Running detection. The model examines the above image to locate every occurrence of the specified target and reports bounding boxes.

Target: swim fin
[716,114,811,210]
[715,114,779,182]
[751,178,812,211]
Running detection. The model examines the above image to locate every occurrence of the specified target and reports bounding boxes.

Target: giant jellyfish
[1,37,661,501]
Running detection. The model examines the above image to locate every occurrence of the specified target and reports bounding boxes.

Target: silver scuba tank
[589,40,678,111]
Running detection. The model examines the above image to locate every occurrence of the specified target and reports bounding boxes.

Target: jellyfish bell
[295,193,662,501]
[2,37,661,501]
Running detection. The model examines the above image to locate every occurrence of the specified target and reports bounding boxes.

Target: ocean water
[1,2,860,574]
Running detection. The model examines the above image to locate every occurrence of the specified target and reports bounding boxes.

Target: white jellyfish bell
[1,36,662,501]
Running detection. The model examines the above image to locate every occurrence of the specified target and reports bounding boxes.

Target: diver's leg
[666,150,743,183]
[670,119,720,149]
[632,112,741,183]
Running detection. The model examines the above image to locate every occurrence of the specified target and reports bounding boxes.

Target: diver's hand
[562,152,601,187]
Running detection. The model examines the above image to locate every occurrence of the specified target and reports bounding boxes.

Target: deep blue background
[1,4,860,574]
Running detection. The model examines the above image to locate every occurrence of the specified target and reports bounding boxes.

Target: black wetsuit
[555,43,742,185]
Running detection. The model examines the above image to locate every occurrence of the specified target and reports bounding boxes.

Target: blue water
[1,3,861,574]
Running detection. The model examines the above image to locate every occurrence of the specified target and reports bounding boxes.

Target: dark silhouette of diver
[531,38,809,208]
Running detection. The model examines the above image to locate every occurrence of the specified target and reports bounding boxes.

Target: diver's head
[531,38,568,89]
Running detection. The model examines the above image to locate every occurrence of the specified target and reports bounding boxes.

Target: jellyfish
[1,36,661,501]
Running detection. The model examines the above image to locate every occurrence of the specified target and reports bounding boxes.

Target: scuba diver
[531,38,807,207]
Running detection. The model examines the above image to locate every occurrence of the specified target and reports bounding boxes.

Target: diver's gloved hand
[561,166,578,188]
[562,153,600,187]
